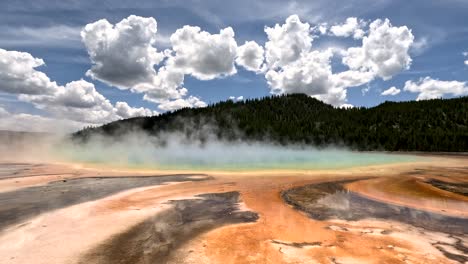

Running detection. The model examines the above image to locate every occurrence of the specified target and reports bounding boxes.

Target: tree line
[74,94,468,152]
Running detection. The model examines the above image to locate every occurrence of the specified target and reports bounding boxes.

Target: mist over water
[0,130,420,171]
[53,133,418,171]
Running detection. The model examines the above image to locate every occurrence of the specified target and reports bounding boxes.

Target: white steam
[57,132,414,171]
[0,130,416,171]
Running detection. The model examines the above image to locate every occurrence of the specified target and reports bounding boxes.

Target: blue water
[62,142,421,171]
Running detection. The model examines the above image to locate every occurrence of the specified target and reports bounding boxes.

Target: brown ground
[0,156,466,264]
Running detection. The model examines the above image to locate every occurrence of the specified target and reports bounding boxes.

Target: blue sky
[0,0,467,131]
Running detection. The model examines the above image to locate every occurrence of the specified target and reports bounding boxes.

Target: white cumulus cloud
[157,96,207,111]
[19,80,110,109]
[403,77,468,100]
[79,15,417,109]
[168,26,238,80]
[262,16,355,106]
[236,41,265,72]
[330,17,367,39]
[81,16,215,111]
[331,70,375,90]
[81,15,165,89]
[381,86,401,96]
[261,16,414,106]
[0,49,58,95]
[314,23,328,35]
[0,48,157,128]
[265,49,333,96]
[343,18,414,80]
[264,15,313,69]
[114,101,158,119]
[136,66,188,102]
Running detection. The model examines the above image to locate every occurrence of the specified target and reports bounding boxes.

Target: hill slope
[74,94,468,152]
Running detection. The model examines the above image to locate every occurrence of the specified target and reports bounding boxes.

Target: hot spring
[57,139,422,171]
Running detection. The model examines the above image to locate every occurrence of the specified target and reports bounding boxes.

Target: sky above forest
[1,0,468,132]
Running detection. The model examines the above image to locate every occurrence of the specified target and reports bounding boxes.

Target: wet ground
[0,174,211,231]
[80,192,258,264]
[0,158,467,264]
[426,179,468,196]
[282,179,468,263]
[0,163,41,179]
[282,179,468,235]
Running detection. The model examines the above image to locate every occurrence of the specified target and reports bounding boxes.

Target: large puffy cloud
[138,65,207,112]
[20,79,158,123]
[262,16,413,106]
[313,86,348,107]
[20,80,110,109]
[236,41,265,72]
[73,15,416,110]
[263,16,351,105]
[381,86,401,96]
[403,77,468,100]
[80,15,415,110]
[81,15,164,89]
[18,79,117,124]
[136,66,187,102]
[168,26,238,80]
[329,17,367,39]
[0,49,58,95]
[265,50,333,96]
[0,48,156,129]
[331,70,375,90]
[260,16,415,106]
[309,70,376,106]
[264,15,313,69]
[81,16,213,111]
[342,19,414,80]
[264,49,374,106]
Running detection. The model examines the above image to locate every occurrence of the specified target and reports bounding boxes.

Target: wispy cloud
[0,25,82,48]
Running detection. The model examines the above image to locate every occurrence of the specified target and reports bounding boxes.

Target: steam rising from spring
[53,132,416,171]
[0,130,417,171]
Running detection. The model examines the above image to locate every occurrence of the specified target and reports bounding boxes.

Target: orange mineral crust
[173,175,459,264]
[345,170,468,217]
[0,156,466,264]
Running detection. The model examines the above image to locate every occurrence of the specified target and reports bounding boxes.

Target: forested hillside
[74,94,468,152]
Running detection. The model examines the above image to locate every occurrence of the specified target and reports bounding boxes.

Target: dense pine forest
[74,94,468,152]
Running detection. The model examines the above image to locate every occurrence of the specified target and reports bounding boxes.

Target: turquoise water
[139,151,418,171]
[61,142,420,171]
